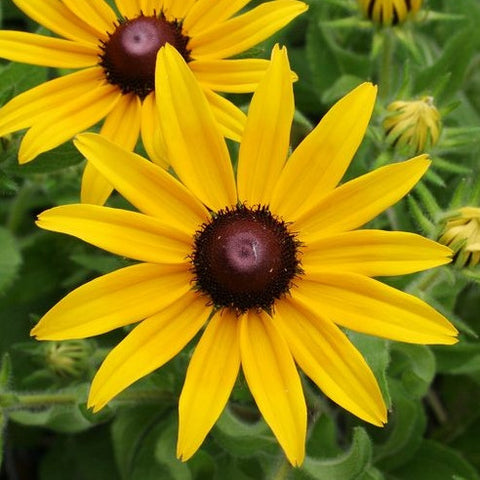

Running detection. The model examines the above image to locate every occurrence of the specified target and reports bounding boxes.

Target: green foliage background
[1,0,480,478]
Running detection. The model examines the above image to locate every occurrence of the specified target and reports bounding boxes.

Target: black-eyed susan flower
[384,96,441,153]
[439,207,480,268]
[31,45,457,465]
[358,0,423,26]
[0,0,306,205]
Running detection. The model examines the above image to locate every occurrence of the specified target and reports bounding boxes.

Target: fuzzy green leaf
[0,227,22,294]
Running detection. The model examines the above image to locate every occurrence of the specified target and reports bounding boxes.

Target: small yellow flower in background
[384,96,441,153]
[439,207,480,268]
[31,45,457,466]
[358,0,423,26]
[0,0,306,205]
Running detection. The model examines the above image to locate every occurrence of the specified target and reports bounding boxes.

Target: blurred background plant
[1,0,480,478]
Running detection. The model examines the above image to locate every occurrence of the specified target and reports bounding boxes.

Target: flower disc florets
[100,13,190,99]
[192,205,302,313]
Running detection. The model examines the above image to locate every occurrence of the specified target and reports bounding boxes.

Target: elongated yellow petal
[11,0,100,44]
[156,45,237,210]
[240,311,306,466]
[31,263,191,340]
[81,93,142,205]
[294,156,430,240]
[18,86,121,164]
[189,1,307,60]
[183,0,252,36]
[163,0,196,20]
[237,46,293,205]
[275,299,387,426]
[190,58,270,93]
[138,0,162,16]
[88,291,210,412]
[302,230,452,277]
[114,0,141,18]
[62,0,118,38]
[203,89,246,142]
[177,310,240,461]
[0,67,105,138]
[0,31,98,68]
[140,92,169,169]
[74,133,209,235]
[36,204,191,263]
[271,83,377,220]
[293,273,458,344]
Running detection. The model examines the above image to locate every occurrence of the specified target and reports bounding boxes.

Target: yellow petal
[18,86,121,164]
[140,92,169,169]
[293,272,458,344]
[189,1,307,60]
[271,83,377,220]
[302,230,452,277]
[203,88,246,142]
[0,67,105,138]
[275,299,387,426]
[88,291,210,412]
[177,310,240,461]
[138,0,162,16]
[114,0,141,18]
[74,133,209,235]
[36,204,191,263]
[237,45,293,205]
[0,31,98,67]
[81,93,142,205]
[62,0,118,38]
[11,0,100,44]
[31,263,191,339]
[240,311,306,466]
[163,0,196,20]
[156,45,237,210]
[183,0,251,36]
[294,155,431,240]
[190,58,270,93]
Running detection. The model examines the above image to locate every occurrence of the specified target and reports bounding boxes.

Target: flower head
[384,96,441,153]
[439,207,480,268]
[0,0,306,204]
[358,0,423,26]
[31,45,457,465]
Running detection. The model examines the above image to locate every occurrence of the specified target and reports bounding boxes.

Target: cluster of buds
[44,340,93,378]
[358,0,423,26]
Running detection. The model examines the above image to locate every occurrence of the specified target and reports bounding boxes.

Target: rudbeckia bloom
[32,45,457,465]
[358,0,423,26]
[0,0,306,204]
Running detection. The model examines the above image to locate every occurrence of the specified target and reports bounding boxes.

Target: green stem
[2,393,77,410]
[271,459,291,480]
[379,28,394,100]
[6,181,38,234]
[425,389,448,424]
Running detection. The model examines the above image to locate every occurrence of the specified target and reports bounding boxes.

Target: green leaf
[433,342,480,375]
[295,428,373,480]
[0,61,47,101]
[111,406,170,480]
[155,420,192,480]
[393,440,480,480]
[347,332,391,407]
[389,344,436,398]
[212,406,277,458]
[0,227,22,294]
[373,380,426,471]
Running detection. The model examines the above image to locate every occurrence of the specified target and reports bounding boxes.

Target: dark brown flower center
[99,14,190,99]
[192,205,302,313]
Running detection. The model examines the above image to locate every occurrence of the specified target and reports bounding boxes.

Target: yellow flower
[384,96,441,153]
[31,45,457,466]
[439,207,480,268]
[358,0,423,26]
[0,0,307,204]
